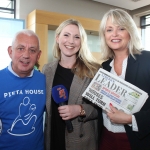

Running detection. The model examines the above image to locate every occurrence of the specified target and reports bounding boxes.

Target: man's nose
[22,49,30,58]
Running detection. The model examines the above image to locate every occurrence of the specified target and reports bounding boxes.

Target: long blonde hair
[53,19,100,79]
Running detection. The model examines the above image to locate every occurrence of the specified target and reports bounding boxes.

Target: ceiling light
[131,0,141,2]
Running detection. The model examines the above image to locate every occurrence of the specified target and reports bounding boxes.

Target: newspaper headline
[82,68,148,114]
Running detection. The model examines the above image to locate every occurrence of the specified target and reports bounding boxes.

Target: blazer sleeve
[78,99,101,122]
[126,51,150,139]
[69,75,100,122]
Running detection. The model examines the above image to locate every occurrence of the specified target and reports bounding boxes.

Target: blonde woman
[42,19,102,150]
[99,9,150,150]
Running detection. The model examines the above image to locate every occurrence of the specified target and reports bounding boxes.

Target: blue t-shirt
[0,68,46,150]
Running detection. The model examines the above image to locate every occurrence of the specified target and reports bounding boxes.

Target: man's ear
[37,50,42,61]
[8,46,12,59]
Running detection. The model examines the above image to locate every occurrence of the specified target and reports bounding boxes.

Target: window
[0,0,16,19]
[0,18,24,70]
[0,1,25,70]
[140,15,150,51]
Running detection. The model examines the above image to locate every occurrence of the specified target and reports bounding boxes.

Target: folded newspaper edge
[82,68,148,114]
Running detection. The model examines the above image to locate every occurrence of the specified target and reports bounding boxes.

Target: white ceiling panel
[92,0,150,10]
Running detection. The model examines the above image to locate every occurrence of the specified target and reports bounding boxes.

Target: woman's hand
[107,103,132,124]
[58,105,81,120]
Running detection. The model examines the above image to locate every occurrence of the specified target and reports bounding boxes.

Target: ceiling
[92,0,150,10]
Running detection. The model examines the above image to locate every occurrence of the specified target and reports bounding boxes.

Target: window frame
[0,0,16,19]
[141,14,150,27]
[140,14,150,51]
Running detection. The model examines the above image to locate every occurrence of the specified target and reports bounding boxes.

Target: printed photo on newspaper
[82,68,148,114]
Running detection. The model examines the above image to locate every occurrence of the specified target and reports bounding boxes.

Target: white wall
[48,30,55,62]
[16,0,119,25]
[16,0,150,28]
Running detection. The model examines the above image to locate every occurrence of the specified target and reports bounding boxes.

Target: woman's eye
[75,36,80,39]
[64,34,68,37]
[119,27,125,31]
[106,29,112,32]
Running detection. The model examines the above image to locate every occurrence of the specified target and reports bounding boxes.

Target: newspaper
[82,68,148,114]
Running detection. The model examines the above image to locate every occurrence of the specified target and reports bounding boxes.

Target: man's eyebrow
[30,46,37,48]
[16,44,24,47]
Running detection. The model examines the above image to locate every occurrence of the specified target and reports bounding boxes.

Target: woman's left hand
[107,103,132,124]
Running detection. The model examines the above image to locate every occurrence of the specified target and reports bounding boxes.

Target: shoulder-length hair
[53,19,100,79]
[99,9,142,60]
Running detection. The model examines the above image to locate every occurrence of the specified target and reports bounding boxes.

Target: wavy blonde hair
[99,9,142,60]
[53,19,100,79]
